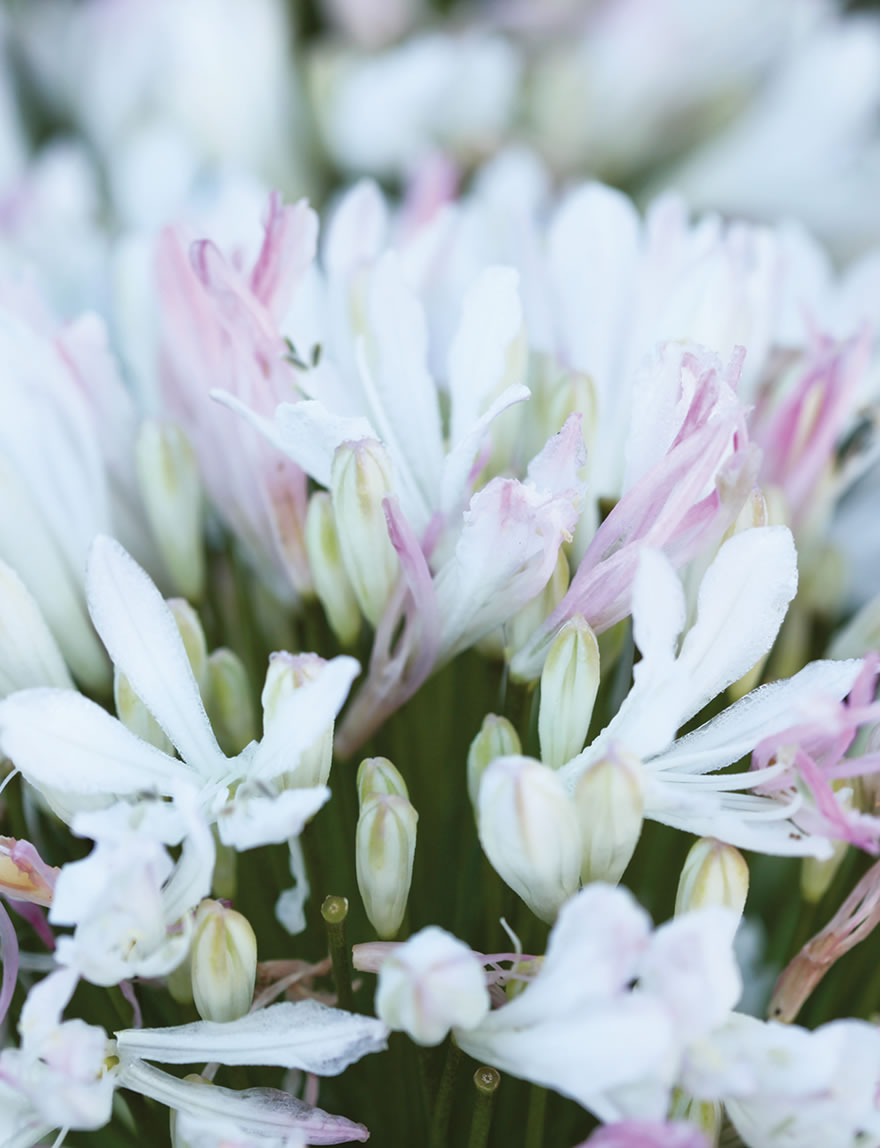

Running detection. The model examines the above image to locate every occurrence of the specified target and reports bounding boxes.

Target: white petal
[675,527,798,726]
[655,659,864,776]
[213,392,376,489]
[218,785,331,851]
[363,252,444,514]
[86,536,226,778]
[115,999,389,1074]
[632,549,687,671]
[119,1061,369,1145]
[0,688,185,801]
[248,655,359,784]
[448,266,523,446]
[440,382,531,516]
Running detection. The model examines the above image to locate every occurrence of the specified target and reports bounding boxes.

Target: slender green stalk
[429,1037,463,1148]
[321,895,354,1012]
[524,1083,547,1148]
[467,1066,500,1148]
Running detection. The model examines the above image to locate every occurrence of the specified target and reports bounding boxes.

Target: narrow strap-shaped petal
[248,656,359,784]
[119,1060,370,1144]
[675,527,798,726]
[115,998,389,1074]
[0,688,185,800]
[86,536,226,778]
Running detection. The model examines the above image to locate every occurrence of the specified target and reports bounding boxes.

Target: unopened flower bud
[358,756,409,804]
[330,439,400,627]
[190,899,257,1023]
[467,715,521,808]
[540,368,597,457]
[573,749,644,885]
[135,420,204,601]
[204,648,257,757]
[167,598,208,688]
[478,756,581,922]
[506,549,569,669]
[262,652,334,788]
[675,837,749,919]
[0,560,73,697]
[801,844,849,904]
[357,794,418,939]
[305,491,361,646]
[376,926,489,1046]
[538,615,600,769]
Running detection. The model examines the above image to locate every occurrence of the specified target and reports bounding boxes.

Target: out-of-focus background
[1,0,878,304]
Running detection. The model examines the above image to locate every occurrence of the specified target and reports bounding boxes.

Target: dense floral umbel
[4,25,880,1143]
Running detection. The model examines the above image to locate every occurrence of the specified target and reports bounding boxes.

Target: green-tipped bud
[135,420,204,601]
[262,653,335,788]
[506,549,569,669]
[668,1089,721,1148]
[801,844,849,904]
[330,439,400,627]
[538,615,600,769]
[204,648,257,757]
[358,756,409,804]
[675,837,749,919]
[114,667,174,753]
[467,715,521,809]
[539,368,597,457]
[190,899,257,1023]
[167,598,208,687]
[573,749,644,885]
[356,794,418,939]
[305,491,361,646]
[478,756,581,923]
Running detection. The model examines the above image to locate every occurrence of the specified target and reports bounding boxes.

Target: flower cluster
[2,4,880,1148]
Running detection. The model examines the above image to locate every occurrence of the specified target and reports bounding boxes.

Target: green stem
[467,1066,500,1148]
[429,1037,463,1148]
[321,895,354,1012]
[524,1083,547,1148]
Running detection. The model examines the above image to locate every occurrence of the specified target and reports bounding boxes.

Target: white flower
[453,884,741,1123]
[0,535,359,847]
[558,527,863,856]
[375,926,490,1045]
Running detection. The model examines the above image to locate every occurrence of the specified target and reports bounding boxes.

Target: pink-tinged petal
[399,151,459,238]
[0,837,58,907]
[0,898,19,1025]
[86,536,227,779]
[249,193,318,322]
[248,656,360,783]
[115,998,389,1074]
[0,687,185,800]
[8,899,56,951]
[577,1121,708,1148]
[335,497,439,757]
[437,417,585,663]
[120,1061,369,1144]
[755,330,870,523]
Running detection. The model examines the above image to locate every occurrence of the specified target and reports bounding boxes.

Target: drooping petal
[217,785,331,851]
[0,898,19,1025]
[115,998,389,1074]
[86,536,226,779]
[120,1060,369,1144]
